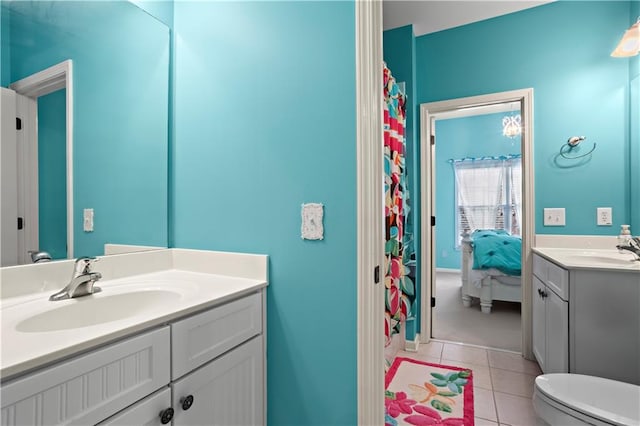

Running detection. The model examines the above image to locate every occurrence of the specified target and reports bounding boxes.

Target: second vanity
[531,247,639,385]
[0,248,268,425]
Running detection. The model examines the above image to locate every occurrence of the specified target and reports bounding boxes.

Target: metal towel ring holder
[559,136,596,159]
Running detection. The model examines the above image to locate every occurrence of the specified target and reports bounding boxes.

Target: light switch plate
[83,208,94,232]
[596,207,612,226]
[543,208,565,226]
[301,203,323,240]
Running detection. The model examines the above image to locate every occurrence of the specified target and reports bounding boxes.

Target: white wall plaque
[301,203,323,240]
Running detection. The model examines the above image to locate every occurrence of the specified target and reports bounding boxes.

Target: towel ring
[559,136,596,159]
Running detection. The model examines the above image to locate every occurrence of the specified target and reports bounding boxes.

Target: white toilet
[533,374,640,426]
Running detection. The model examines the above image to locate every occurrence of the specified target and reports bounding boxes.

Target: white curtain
[453,159,505,233]
[508,157,522,233]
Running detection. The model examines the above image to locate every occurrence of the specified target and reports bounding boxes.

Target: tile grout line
[488,361,502,425]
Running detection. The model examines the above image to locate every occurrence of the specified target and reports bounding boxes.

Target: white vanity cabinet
[98,388,173,426]
[170,291,264,425]
[532,254,569,374]
[171,336,263,425]
[1,290,266,426]
[532,252,640,385]
[0,327,171,425]
[569,269,639,385]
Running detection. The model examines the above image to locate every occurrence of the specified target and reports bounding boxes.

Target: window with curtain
[453,156,521,246]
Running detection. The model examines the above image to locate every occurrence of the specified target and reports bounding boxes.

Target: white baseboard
[436,268,461,274]
[404,333,420,352]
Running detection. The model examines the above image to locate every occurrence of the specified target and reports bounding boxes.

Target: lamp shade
[611,20,639,58]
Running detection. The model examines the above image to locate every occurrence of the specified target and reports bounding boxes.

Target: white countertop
[532,247,640,272]
[0,249,268,381]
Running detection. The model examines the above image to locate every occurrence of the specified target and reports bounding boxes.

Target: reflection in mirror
[38,89,67,260]
[1,1,169,266]
[631,74,639,234]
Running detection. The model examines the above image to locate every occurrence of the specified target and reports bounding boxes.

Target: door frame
[355,0,384,424]
[10,59,74,259]
[419,89,535,359]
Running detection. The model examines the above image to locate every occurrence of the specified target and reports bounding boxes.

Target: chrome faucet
[616,237,640,260]
[49,257,103,301]
[28,250,52,263]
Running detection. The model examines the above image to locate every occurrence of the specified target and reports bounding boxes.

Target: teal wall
[415,1,633,235]
[630,1,640,234]
[631,75,639,233]
[38,89,67,260]
[3,1,169,257]
[172,2,357,425]
[130,0,173,28]
[630,1,639,80]
[435,112,522,269]
[0,4,9,86]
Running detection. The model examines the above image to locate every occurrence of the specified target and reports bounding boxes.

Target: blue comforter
[471,229,521,276]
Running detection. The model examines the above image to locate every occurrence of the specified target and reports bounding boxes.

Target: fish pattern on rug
[385,357,474,426]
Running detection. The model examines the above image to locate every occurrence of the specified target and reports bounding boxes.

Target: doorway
[0,60,74,266]
[431,102,523,352]
[419,89,535,358]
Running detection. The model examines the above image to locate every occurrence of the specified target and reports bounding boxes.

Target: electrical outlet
[543,208,565,226]
[597,207,612,226]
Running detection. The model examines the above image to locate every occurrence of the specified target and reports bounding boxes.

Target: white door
[425,126,436,343]
[1,88,38,266]
[1,88,19,266]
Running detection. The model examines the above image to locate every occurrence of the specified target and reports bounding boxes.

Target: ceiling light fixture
[611,17,640,58]
[502,114,521,138]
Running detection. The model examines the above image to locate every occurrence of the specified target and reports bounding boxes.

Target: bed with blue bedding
[460,229,522,314]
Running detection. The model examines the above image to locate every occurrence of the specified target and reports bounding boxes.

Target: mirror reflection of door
[37,89,67,261]
[0,86,67,266]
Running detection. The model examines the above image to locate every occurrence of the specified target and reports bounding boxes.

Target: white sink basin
[534,248,640,271]
[15,290,181,332]
[562,252,638,266]
[1,267,267,379]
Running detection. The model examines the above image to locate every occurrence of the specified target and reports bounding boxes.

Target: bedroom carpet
[432,271,521,352]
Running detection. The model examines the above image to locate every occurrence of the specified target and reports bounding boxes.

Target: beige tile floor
[392,341,545,426]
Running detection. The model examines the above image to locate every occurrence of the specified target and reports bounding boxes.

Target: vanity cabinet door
[172,335,264,426]
[544,287,568,374]
[532,276,547,372]
[97,388,173,426]
[533,275,568,374]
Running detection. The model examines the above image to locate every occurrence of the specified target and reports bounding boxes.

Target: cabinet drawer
[97,387,171,426]
[1,327,170,426]
[532,254,546,281]
[533,254,568,300]
[171,292,262,379]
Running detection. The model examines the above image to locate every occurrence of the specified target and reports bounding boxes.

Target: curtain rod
[447,154,521,164]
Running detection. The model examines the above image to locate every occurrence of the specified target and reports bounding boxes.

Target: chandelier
[502,114,521,138]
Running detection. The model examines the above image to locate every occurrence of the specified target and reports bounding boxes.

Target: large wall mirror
[631,73,639,235]
[1,0,169,265]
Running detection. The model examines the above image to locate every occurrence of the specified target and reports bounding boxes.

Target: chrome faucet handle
[73,256,98,275]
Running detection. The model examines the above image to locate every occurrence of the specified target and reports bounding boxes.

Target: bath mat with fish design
[385,357,474,426]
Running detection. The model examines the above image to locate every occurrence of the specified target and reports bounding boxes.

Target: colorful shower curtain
[384,64,414,347]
